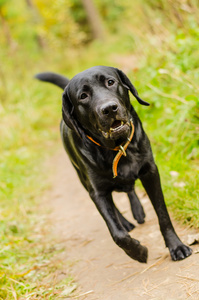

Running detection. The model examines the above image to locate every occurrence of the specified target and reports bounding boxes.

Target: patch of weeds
[0,206,76,299]
[0,52,76,299]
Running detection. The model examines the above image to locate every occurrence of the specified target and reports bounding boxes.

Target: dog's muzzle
[99,120,131,139]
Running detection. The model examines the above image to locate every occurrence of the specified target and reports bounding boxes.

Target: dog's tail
[35,72,69,90]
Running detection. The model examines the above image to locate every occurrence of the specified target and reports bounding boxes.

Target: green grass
[0,52,77,298]
[130,30,199,227]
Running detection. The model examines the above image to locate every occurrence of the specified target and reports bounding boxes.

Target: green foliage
[70,0,90,38]
[0,51,77,298]
[95,0,127,32]
[118,0,199,227]
[34,0,85,48]
[0,214,75,299]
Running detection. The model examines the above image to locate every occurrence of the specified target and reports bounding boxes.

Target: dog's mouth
[99,120,130,139]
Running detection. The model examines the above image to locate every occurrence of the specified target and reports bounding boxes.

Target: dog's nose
[101,102,118,116]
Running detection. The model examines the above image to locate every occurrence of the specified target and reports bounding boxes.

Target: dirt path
[47,148,199,299]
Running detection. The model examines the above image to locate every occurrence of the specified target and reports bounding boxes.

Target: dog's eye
[80,93,88,100]
[107,79,115,86]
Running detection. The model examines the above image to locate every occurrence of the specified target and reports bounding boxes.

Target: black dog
[35,66,192,263]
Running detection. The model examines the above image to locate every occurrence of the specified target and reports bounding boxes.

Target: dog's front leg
[140,164,192,261]
[89,190,148,263]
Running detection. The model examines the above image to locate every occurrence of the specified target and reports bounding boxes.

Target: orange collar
[86,135,121,151]
[86,120,135,178]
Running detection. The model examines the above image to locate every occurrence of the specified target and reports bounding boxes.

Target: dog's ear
[115,68,150,106]
[62,89,83,138]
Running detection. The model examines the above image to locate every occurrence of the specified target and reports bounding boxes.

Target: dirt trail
[47,148,199,300]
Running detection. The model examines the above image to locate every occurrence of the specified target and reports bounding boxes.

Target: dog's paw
[169,244,192,261]
[136,245,148,263]
[133,205,145,224]
[125,244,148,263]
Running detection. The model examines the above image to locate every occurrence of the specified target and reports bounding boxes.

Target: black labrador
[35,66,192,263]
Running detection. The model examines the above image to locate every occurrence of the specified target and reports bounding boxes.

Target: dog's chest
[100,145,142,180]
[117,154,140,180]
[111,152,141,192]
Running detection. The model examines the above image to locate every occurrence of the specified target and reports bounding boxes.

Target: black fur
[35,66,192,263]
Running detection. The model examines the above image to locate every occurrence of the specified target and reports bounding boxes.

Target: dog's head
[62,66,149,148]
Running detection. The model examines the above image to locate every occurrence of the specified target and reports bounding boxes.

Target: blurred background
[0,0,199,297]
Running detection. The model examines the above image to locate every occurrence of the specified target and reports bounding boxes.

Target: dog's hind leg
[115,206,135,232]
[128,190,145,224]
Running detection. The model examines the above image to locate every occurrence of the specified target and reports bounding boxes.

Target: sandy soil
[47,148,199,300]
